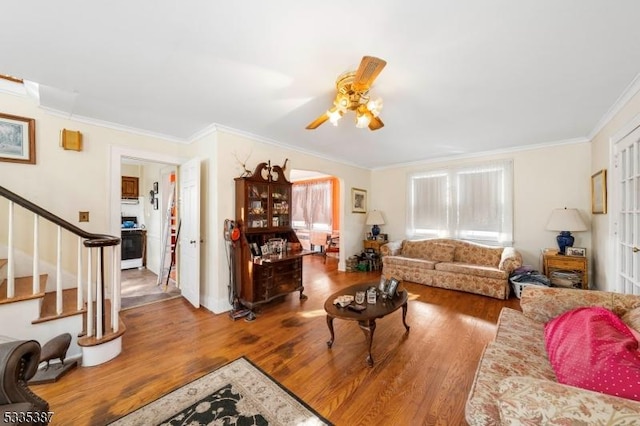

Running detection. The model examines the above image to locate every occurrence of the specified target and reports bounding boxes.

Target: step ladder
[157,181,177,288]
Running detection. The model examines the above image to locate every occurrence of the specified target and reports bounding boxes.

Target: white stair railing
[1,185,120,344]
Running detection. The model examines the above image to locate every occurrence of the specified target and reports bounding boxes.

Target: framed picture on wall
[351,187,367,214]
[591,169,607,214]
[0,112,36,164]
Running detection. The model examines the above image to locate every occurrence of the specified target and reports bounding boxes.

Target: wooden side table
[542,250,588,289]
[363,239,385,254]
[362,240,385,271]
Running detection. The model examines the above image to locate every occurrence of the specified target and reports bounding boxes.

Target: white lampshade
[366,210,385,226]
[546,208,587,232]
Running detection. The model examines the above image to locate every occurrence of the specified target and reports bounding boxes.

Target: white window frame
[407,159,513,246]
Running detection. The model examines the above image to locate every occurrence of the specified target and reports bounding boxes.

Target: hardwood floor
[120,268,181,310]
[32,255,520,425]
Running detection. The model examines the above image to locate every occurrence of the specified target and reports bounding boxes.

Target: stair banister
[1,184,120,351]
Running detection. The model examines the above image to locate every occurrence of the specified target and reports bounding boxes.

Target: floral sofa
[466,286,640,425]
[379,238,522,299]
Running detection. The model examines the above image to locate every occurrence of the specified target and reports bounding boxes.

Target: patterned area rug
[109,357,332,426]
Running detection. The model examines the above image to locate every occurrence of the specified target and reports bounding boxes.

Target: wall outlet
[79,211,89,222]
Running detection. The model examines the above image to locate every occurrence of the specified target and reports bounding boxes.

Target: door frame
[109,145,188,304]
[611,113,640,294]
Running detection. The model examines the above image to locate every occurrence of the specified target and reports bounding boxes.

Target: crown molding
[588,72,640,140]
[372,137,590,171]
[38,106,188,144]
[207,123,370,170]
[0,79,27,97]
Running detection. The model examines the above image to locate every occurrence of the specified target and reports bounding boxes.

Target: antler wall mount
[306,56,386,131]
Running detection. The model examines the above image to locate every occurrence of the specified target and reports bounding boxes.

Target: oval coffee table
[324,283,410,366]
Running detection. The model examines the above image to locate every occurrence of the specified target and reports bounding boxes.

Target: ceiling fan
[306,56,386,131]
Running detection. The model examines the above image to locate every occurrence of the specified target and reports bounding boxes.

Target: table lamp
[545,208,587,254]
[366,210,385,237]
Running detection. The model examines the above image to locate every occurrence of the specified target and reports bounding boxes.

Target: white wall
[371,142,592,272]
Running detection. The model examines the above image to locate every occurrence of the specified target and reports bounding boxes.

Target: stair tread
[78,300,126,347]
[33,288,85,324]
[0,275,47,304]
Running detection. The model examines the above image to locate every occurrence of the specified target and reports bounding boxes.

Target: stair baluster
[32,214,39,294]
[7,201,14,298]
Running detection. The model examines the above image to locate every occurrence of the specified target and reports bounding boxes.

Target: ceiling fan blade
[353,56,387,92]
[368,115,384,131]
[306,111,330,130]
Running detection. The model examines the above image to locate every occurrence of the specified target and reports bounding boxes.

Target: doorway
[120,158,180,309]
[289,169,341,261]
[110,146,188,310]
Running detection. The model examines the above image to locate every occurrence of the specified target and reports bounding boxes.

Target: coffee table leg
[401,302,410,332]
[326,315,335,348]
[358,319,376,367]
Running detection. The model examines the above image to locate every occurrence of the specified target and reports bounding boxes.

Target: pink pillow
[544,306,640,401]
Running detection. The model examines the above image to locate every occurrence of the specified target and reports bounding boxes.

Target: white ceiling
[2,1,640,169]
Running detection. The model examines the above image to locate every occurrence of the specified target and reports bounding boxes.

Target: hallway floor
[120,268,181,310]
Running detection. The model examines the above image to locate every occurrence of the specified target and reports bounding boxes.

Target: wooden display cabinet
[234,162,309,313]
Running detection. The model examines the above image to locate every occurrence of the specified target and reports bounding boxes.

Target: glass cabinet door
[247,183,269,229]
[271,185,290,228]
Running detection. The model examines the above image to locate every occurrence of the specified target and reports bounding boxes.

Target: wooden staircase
[0,184,124,366]
[0,257,126,358]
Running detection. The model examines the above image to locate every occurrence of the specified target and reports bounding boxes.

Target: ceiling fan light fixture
[355,110,372,128]
[334,94,349,113]
[328,109,342,126]
[306,56,386,131]
[366,97,383,117]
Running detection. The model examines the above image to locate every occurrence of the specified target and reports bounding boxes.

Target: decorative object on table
[355,290,366,305]
[545,207,588,254]
[367,286,377,304]
[0,112,35,164]
[305,55,386,131]
[351,187,367,213]
[591,169,607,214]
[109,357,332,426]
[386,277,400,298]
[60,128,83,151]
[375,233,388,242]
[333,294,354,308]
[28,333,78,384]
[365,210,385,237]
[566,247,586,257]
[379,275,387,292]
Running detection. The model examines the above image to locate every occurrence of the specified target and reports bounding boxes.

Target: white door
[614,122,640,295]
[179,158,201,308]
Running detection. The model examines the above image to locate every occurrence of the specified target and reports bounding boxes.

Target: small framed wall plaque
[60,129,83,151]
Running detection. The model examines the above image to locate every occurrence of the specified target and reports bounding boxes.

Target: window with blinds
[407,159,513,245]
